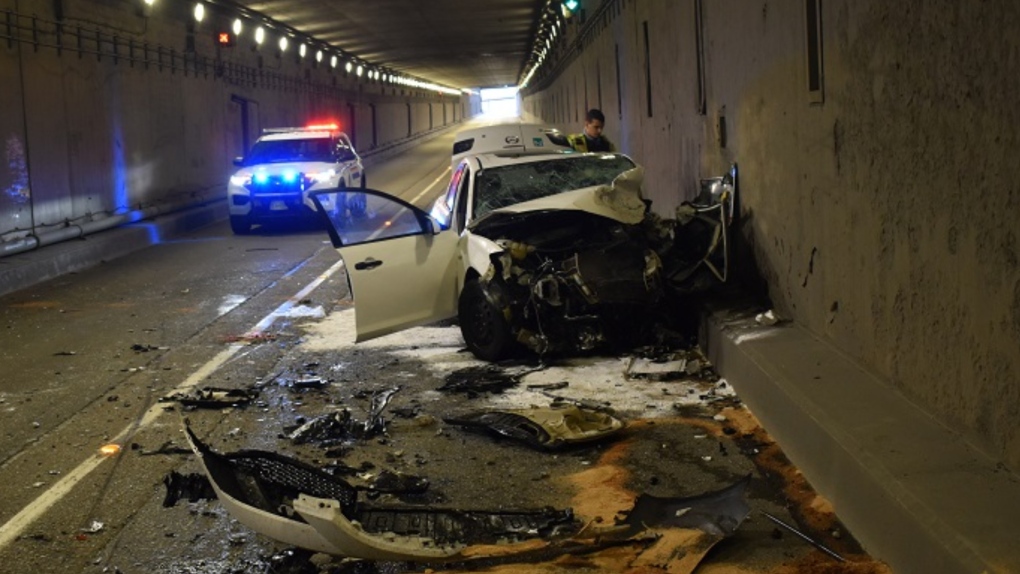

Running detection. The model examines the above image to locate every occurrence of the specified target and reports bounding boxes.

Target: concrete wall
[522,0,1020,470]
[0,0,469,241]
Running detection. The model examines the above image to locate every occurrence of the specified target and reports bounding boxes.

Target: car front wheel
[459,279,514,361]
[230,214,251,235]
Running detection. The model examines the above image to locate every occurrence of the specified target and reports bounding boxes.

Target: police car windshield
[245,137,333,164]
[473,155,635,219]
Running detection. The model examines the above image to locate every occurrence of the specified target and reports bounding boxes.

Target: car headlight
[305,169,336,183]
[229,173,252,186]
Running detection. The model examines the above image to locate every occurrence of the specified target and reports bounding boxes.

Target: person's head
[584,109,606,139]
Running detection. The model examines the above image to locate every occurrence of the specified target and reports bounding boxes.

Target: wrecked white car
[311,152,735,360]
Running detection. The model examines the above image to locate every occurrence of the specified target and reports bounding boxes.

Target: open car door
[311,189,460,342]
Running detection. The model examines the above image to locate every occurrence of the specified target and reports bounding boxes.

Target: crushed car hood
[469,166,647,238]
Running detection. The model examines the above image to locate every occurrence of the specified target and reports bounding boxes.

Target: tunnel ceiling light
[278,36,288,51]
[232,18,243,35]
[193,3,204,22]
[143,0,155,5]
[299,43,307,57]
[356,65,363,77]
[316,49,323,62]
[330,54,338,68]
[254,26,265,45]
[345,61,353,73]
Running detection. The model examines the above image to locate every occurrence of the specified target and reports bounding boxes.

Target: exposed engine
[472,201,728,356]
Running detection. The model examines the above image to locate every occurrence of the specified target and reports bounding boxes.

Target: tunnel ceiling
[233,0,543,89]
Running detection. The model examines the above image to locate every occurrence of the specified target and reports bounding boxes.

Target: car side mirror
[233,156,245,167]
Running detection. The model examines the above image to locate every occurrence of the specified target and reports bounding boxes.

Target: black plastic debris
[162,471,217,507]
[139,440,192,456]
[367,470,429,495]
[290,376,328,390]
[286,387,399,446]
[526,381,569,391]
[620,474,751,537]
[131,343,166,353]
[438,366,522,397]
[53,350,77,356]
[159,387,257,410]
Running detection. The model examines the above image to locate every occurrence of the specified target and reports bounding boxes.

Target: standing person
[568,109,615,152]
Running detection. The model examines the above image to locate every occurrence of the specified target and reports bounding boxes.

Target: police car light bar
[262,123,340,134]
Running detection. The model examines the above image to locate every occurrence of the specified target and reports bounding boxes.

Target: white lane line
[409,166,451,205]
[0,258,347,549]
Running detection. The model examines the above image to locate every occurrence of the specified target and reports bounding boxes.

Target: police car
[227,124,365,234]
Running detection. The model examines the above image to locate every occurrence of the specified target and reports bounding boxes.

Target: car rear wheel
[459,279,514,361]
[230,214,251,235]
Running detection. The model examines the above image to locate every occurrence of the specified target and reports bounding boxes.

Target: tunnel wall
[522,0,1020,470]
[0,0,470,241]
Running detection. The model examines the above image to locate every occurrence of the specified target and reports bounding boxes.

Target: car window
[430,164,466,230]
[313,190,430,247]
[473,155,636,219]
[336,135,357,162]
[245,137,334,164]
[455,167,470,231]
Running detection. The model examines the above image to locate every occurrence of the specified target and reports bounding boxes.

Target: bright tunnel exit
[479,86,520,118]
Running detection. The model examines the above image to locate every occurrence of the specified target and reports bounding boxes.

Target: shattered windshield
[245,137,334,164]
[473,155,636,219]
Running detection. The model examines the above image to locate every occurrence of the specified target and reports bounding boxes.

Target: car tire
[230,214,251,235]
[459,279,514,361]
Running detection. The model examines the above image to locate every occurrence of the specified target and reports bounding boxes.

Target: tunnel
[0,1,1018,573]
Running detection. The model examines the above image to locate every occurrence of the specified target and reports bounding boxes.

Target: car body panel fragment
[444,405,625,450]
[183,423,579,560]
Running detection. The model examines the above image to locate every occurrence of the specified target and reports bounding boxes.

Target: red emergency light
[216,31,236,47]
[306,122,340,131]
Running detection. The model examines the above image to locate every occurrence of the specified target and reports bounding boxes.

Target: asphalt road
[0,126,887,574]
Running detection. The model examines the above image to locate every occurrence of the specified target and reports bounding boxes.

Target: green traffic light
[564,0,579,11]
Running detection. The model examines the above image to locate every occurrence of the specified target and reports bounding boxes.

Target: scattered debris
[366,470,429,495]
[139,440,192,457]
[53,351,77,356]
[162,472,218,507]
[444,405,625,451]
[278,304,327,319]
[755,310,779,326]
[526,381,569,391]
[622,475,751,536]
[99,444,121,456]
[183,424,578,560]
[287,387,398,446]
[223,332,278,344]
[80,520,105,534]
[131,343,167,353]
[289,377,329,390]
[761,511,846,562]
[438,365,522,397]
[159,387,257,409]
[541,392,614,414]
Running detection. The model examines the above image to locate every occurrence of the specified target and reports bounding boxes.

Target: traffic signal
[215,30,236,47]
[563,0,580,13]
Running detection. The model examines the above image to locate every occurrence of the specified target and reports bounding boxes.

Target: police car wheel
[230,215,251,235]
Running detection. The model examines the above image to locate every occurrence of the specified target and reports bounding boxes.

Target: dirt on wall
[522,0,1020,470]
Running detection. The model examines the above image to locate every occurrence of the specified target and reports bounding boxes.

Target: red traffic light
[216,31,236,47]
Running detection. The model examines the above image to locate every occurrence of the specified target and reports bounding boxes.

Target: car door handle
[354,258,383,271]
